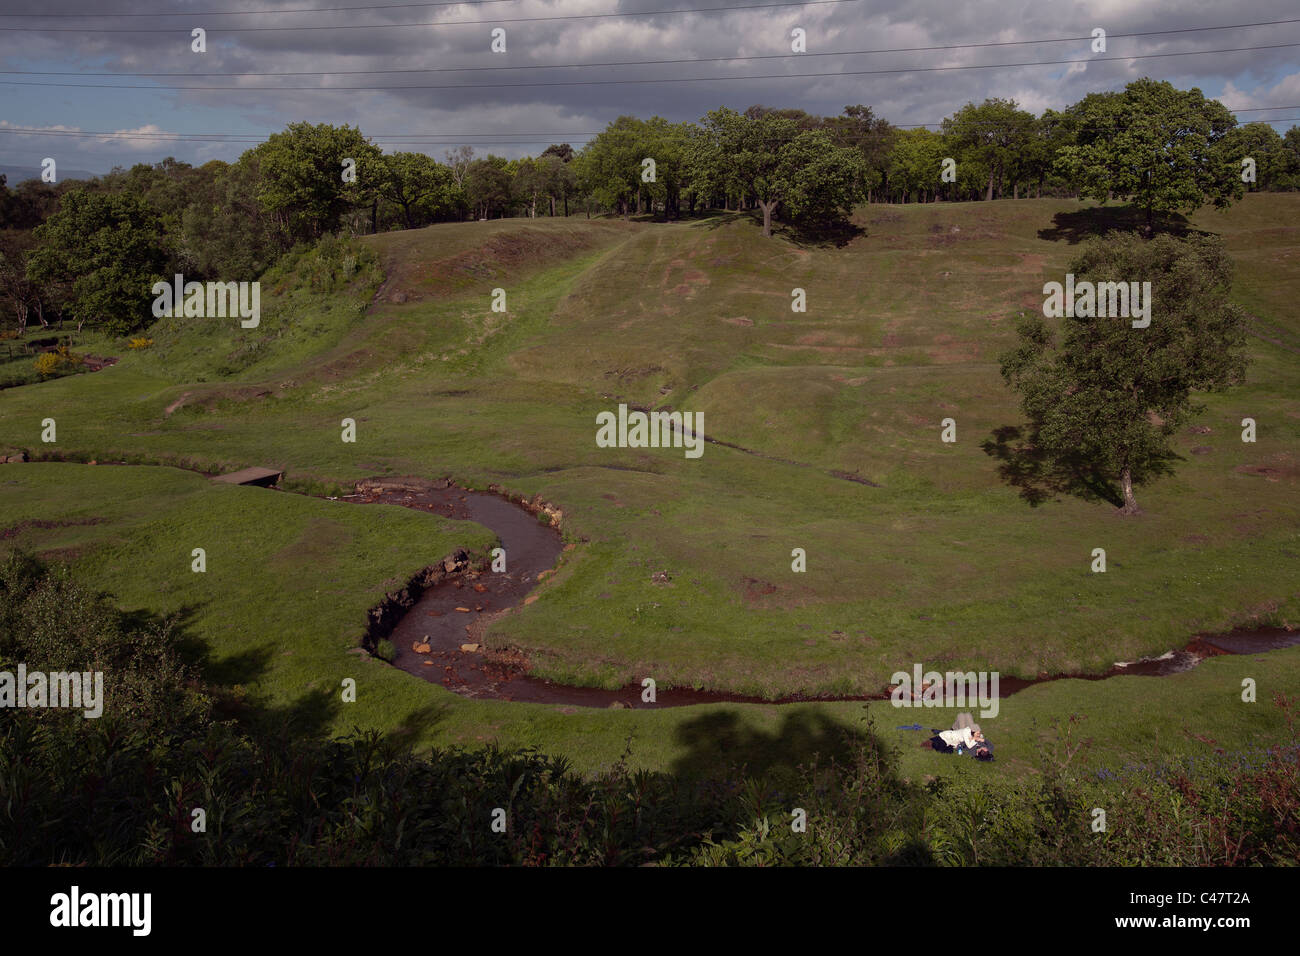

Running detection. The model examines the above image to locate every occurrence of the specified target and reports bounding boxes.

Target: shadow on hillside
[627,209,726,224]
[982,424,1122,507]
[689,211,752,232]
[1037,205,1204,244]
[205,642,276,687]
[386,702,453,744]
[263,686,342,738]
[982,424,1180,507]
[668,706,934,863]
[199,640,345,740]
[687,209,866,247]
[670,706,866,781]
[777,217,867,248]
[120,601,210,670]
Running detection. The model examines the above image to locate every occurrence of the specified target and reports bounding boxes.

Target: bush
[32,352,59,377]
[375,638,396,662]
[273,234,381,294]
[32,345,83,378]
[2,554,1297,867]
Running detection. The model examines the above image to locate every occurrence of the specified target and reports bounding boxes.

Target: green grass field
[1,195,1296,779]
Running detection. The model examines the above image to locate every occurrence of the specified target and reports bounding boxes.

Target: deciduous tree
[26,189,166,335]
[1055,79,1242,233]
[999,234,1250,514]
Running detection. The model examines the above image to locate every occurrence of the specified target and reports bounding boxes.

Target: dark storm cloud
[1,0,1298,169]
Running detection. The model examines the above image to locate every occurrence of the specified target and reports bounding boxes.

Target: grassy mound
[0,198,1295,738]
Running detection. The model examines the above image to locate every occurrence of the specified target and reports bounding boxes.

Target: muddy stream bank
[344,476,1298,710]
[8,459,1296,709]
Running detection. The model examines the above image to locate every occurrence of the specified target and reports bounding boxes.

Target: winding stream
[10,459,1297,709]
[344,476,1299,709]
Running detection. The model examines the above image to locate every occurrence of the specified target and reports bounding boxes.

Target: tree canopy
[999,233,1251,514]
[1056,79,1243,232]
[249,122,382,243]
[26,190,166,335]
[689,107,867,236]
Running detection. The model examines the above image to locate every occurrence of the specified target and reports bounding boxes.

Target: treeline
[1,551,1297,866]
[2,77,1298,335]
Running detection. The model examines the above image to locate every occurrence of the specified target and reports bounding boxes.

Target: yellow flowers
[33,352,60,377]
[33,344,84,377]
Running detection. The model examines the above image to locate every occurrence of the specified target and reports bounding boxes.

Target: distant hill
[0,163,100,186]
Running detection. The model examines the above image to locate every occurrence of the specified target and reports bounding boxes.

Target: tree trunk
[985,171,993,202]
[758,200,777,237]
[1119,466,1140,515]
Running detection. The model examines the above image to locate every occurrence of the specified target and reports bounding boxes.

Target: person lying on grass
[928,727,994,760]
[933,726,979,751]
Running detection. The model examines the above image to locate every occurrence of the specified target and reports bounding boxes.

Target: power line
[0,107,1289,136]
[0,127,599,142]
[3,41,1297,91]
[0,108,1293,137]
[3,109,1296,145]
[0,0,868,32]
[0,0,520,16]
[6,18,1300,77]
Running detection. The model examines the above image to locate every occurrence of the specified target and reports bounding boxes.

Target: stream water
[346,479,1299,709]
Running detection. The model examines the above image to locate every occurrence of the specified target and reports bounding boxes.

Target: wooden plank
[212,466,283,487]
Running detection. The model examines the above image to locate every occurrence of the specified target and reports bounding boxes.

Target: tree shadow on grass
[670,706,867,781]
[120,600,210,671]
[220,655,453,746]
[629,209,728,225]
[204,643,277,687]
[774,217,866,248]
[194,640,339,740]
[1037,205,1206,244]
[688,209,866,247]
[385,701,453,746]
[668,706,934,863]
[130,591,452,745]
[982,424,1180,507]
[981,424,1123,507]
[689,211,752,232]
[261,686,342,739]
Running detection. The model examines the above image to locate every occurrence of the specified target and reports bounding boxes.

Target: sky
[1,0,1298,176]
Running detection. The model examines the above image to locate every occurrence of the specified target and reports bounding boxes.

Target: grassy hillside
[1,195,1296,776]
